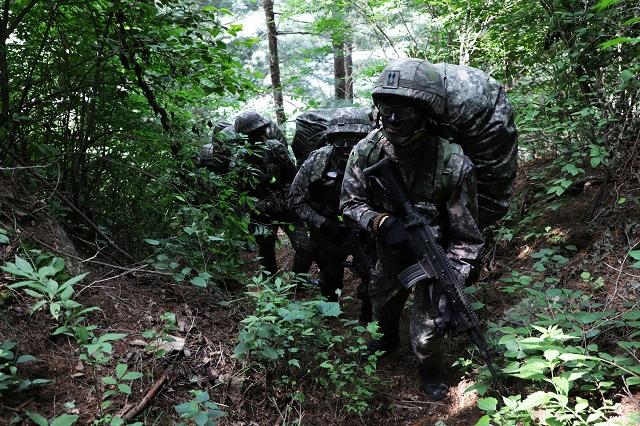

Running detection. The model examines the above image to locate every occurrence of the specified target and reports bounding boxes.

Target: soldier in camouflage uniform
[234,111,314,276]
[288,109,374,318]
[340,59,486,400]
[195,125,239,175]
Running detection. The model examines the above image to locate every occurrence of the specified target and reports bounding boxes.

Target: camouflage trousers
[250,211,314,275]
[369,242,444,364]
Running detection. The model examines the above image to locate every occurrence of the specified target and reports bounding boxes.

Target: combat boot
[418,362,449,401]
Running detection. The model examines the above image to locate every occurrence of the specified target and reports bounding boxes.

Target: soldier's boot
[418,362,449,401]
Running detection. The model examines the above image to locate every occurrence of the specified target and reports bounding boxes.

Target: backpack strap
[363,129,387,168]
[434,140,465,204]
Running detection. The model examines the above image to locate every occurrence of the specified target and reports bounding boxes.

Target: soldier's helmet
[372,58,445,117]
[234,111,269,135]
[325,108,373,136]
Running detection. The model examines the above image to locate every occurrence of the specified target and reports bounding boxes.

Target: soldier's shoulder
[353,128,384,154]
[442,140,475,174]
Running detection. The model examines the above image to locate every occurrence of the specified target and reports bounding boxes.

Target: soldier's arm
[445,159,484,281]
[288,152,327,229]
[339,146,382,231]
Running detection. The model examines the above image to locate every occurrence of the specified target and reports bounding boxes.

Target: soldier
[234,111,314,276]
[340,58,489,400]
[194,125,239,175]
[288,109,374,319]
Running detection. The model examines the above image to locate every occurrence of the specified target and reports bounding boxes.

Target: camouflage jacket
[339,130,484,279]
[233,139,297,215]
[288,145,344,229]
[432,63,518,228]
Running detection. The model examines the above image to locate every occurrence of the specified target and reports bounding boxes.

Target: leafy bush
[234,274,382,415]
[0,341,50,396]
[175,390,225,426]
[1,255,89,321]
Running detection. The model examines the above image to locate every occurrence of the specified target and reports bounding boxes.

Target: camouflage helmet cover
[215,125,241,143]
[324,107,373,136]
[372,58,445,117]
[234,111,269,135]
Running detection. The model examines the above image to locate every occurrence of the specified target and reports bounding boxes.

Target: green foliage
[80,332,128,366]
[174,390,225,426]
[235,273,382,415]
[0,228,9,244]
[2,255,88,321]
[100,363,145,409]
[142,312,178,358]
[0,341,50,396]
[21,412,79,426]
[143,179,253,287]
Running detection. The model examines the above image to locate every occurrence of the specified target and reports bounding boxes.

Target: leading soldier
[340,58,512,400]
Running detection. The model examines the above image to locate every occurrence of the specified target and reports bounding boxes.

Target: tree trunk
[263,0,285,125]
[345,41,353,101]
[333,38,346,100]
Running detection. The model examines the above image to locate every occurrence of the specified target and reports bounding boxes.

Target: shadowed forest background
[1,0,639,425]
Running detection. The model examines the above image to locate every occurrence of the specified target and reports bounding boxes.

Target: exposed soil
[1,166,639,425]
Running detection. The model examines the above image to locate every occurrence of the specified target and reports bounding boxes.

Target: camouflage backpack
[292,107,373,165]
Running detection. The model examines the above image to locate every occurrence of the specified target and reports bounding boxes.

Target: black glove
[377,216,411,246]
[320,218,341,238]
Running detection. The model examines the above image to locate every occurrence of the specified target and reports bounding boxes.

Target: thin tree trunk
[333,38,346,100]
[263,0,285,125]
[345,41,353,101]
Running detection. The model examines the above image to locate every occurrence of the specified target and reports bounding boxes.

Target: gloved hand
[320,218,341,238]
[377,216,411,246]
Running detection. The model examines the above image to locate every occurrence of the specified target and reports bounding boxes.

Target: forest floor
[1,162,640,425]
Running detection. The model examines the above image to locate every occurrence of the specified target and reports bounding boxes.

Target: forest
[0,0,639,425]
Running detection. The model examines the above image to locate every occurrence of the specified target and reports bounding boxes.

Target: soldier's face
[330,134,362,162]
[377,102,424,138]
[247,126,267,143]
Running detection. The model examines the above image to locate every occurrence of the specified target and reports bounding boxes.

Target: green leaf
[17,354,37,364]
[122,371,143,381]
[475,416,491,426]
[0,234,9,244]
[626,377,640,386]
[194,413,209,426]
[144,239,160,245]
[316,301,341,317]
[60,273,88,290]
[190,276,207,287]
[477,397,497,412]
[260,347,280,360]
[50,414,79,426]
[26,412,48,426]
[629,250,640,260]
[99,333,127,342]
[593,0,622,11]
[117,383,132,395]
[599,37,634,49]
[115,363,128,378]
[288,359,300,368]
[101,376,118,385]
[175,401,198,415]
[195,391,210,403]
[519,391,551,410]
[15,255,34,274]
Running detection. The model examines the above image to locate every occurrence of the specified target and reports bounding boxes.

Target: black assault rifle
[363,157,506,395]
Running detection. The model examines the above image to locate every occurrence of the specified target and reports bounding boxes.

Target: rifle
[363,156,506,395]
